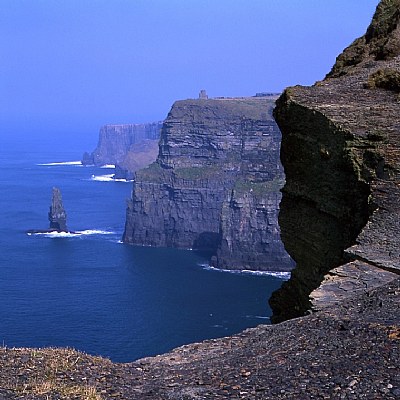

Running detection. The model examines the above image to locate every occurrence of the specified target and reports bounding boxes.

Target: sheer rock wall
[123,97,292,271]
[270,0,400,322]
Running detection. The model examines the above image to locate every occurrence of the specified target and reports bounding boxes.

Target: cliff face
[82,122,162,178]
[214,181,290,270]
[123,97,293,271]
[270,0,400,322]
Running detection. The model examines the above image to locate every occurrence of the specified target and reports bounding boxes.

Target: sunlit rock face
[270,0,400,322]
[123,97,293,272]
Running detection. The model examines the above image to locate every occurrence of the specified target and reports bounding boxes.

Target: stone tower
[199,90,208,99]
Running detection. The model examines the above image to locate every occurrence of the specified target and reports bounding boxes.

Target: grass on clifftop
[173,165,222,180]
[135,162,165,182]
[234,176,285,196]
[1,347,105,399]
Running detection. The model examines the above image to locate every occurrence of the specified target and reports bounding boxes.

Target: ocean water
[0,134,288,362]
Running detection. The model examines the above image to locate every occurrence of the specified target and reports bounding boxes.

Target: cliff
[270,0,400,322]
[82,122,162,179]
[123,97,292,271]
[2,2,399,398]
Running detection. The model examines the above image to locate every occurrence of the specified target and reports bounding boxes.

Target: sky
[1,0,380,140]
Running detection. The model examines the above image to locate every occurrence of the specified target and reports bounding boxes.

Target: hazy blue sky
[1,1,379,140]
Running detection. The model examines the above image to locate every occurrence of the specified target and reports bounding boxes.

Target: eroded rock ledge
[270,0,400,322]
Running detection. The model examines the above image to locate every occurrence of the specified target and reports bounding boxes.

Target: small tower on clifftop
[48,187,68,232]
[199,89,208,99]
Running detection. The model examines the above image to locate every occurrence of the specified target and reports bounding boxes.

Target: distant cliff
[82,122,162,178]
[270,0,400,322]
[123,97,293,271]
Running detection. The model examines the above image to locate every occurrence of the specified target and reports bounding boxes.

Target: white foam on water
[90,174,114,182]
[198,263,291,280]
[90,174,133,183]
[76,229,116,235]
[37,161,82,166]
[245,315,270,320]
[114,178,133,183]
[27,229,116,238]
[28,231,80,238]
[100,164,115,169]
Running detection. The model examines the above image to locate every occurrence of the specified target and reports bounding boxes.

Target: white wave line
[27,229,117,238]
[199,263,291,279]
[90,174,114,182]
[37,161,82,166]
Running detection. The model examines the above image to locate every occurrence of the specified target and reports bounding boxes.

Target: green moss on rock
[173,165,221,180]
[234,176,285,197]
[135,162,164,182]
[366,68,400,92]
[366,0,400,41]
[327,0,400,77]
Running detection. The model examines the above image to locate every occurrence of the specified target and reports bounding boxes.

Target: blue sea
[0,133,288,362]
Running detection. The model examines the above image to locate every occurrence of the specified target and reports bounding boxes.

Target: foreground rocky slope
[270,0,400,322]
[82,122,162,179]
[123,97,292,271]
[1,278,398,399]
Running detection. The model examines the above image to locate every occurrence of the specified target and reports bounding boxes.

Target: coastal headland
[1,1,399,398]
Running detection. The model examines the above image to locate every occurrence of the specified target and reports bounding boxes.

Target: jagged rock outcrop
[82,122,162,178]
[270,0,400,322]
[48,187,67,232]
[123,97,293,271]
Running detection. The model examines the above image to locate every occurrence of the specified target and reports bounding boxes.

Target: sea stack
[48,187,67,232]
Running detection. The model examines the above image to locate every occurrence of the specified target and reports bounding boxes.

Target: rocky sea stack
[27,187,69,234]
[123,96,293,272]
[48,187,67,232]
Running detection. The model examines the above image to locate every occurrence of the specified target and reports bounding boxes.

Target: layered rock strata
[270,0,400,322]
[82,122,162,178]
[123,97,292,271]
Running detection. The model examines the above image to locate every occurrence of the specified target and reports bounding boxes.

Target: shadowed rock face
[123,97,293,271]
[48,187,67,232]
[270,0,400,322]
